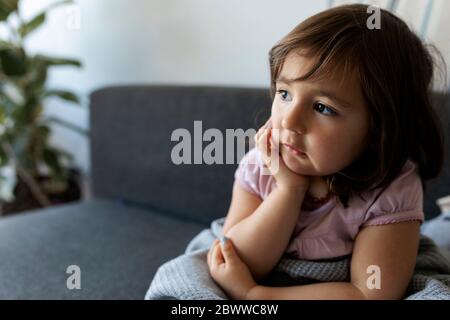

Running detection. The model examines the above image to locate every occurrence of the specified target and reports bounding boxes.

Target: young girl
[206,4,446,300]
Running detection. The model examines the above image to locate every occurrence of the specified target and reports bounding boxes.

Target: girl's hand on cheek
[207,238,257,300]
[255,118,310,193]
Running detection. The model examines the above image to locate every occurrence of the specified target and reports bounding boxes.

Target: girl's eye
[277,89,338,116]
[276,90,292,102]
[314,103,338,116]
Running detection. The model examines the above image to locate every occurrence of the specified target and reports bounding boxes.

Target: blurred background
[1,0,449,214]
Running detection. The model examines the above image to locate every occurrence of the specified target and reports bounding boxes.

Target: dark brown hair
[268,4,446,207]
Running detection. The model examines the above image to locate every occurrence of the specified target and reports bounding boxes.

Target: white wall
[21,0,328,175]
[20,0,450,177]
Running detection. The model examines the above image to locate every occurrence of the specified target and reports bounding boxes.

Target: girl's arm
[245,220,421,300]
[223,183,306,280]
[222,182,262,235]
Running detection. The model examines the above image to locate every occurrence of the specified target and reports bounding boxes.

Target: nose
[281,104,307,135]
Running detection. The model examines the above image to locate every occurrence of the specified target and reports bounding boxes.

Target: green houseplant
[0,0,85,215]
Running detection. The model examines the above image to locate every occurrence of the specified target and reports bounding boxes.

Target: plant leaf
[0,47,27,76]
[0,0,18,21]
[42,147,62,173]
[26,55,49,94]
[44,90,79,104]
[0,88,20,114]
[42,146,72,180]
[1,81,24,106]
[0,139,7,166]
[37,124,50,140]
[10,127,30,160]
[0,40,13,50]
[19,12,45,38]
[34,54,81,68]
[43,116,89,136]
[17,0,73,37]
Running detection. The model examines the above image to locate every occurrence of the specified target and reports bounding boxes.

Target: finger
[212,241,225,266]
[255,118,272,143]
[208,239,219,266]
[254,127,263,145]
[261,129,270,155]
[207,247,213,266]
[257,127,271,156]
[270,149,285,174]
[220,237,238,265]
[267,129,273,154]
[269,128,279,152]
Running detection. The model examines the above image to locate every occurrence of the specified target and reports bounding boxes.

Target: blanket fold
[145,218,450,300]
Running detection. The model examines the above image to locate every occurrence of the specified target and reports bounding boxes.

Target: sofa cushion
[0,199,205,299]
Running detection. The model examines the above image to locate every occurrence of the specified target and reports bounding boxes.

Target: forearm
[246,282,367,300]
[224,186,305,280]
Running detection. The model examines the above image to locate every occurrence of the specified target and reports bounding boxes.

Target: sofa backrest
[90,85,449,224]
[425,92,450,218]
[89,85,271,225]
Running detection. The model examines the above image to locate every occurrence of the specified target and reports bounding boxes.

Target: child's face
[271,50,370,177]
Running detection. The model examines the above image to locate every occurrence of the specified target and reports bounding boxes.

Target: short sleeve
[234,148,262,197]
[362,160,425,227]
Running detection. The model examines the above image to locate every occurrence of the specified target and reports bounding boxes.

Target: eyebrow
[275,76,352,108]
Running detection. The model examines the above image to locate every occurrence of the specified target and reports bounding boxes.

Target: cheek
[310,134,337,158]
[270,103,278,119]
[312,129,366,169]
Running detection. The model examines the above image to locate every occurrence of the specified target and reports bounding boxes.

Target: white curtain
[329,0,450,92]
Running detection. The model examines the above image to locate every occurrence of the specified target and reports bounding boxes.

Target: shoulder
[234,148,273,199]
[234,147,263,179]
[237,147,262,167]
[361,159,424,227]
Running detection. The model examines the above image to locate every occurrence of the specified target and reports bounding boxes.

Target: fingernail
[220,236,229,246]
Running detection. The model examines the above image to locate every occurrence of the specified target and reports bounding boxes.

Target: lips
[283,143,306,156]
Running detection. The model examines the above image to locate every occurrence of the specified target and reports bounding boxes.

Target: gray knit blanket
[145,218,450,300]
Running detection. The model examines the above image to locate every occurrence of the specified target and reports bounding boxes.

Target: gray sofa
[0,85,448,299]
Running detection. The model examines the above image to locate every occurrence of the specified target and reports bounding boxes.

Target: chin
[280,147,309,175]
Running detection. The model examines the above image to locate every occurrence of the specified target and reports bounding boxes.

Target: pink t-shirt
[234,148,424,261]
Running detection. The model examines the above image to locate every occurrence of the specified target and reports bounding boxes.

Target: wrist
[245,284,263,300]
[276,184,307,197]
